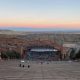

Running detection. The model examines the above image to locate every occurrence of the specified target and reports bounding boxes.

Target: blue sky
[0,0,80,31]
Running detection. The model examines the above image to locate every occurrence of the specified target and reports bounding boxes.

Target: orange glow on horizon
[0,23,80,29]
[0,18,80,29]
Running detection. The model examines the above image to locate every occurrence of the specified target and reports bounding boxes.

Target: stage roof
[30,48,58,52]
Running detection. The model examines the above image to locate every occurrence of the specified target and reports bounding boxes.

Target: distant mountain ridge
[0,29,80,35]
[0,27,80,32]
[0,30,25,35]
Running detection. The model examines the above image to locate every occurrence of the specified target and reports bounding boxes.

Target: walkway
[0,60,80,80]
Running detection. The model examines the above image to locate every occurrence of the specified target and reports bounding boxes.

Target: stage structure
[25,46,61,61]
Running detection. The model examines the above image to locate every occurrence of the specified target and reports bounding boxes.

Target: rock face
[0,30,80,60]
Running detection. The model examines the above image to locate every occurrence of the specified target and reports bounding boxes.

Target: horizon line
[0,27,80,32]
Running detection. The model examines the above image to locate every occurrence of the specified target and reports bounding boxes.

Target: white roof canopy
[30,48,58,52]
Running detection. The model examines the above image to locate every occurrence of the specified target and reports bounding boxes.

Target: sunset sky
[0,0,80,31]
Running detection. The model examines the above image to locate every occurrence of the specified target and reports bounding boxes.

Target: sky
[0,0,80,31]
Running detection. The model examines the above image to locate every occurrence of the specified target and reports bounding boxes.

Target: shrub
[1,50,21,59]
[75,50,80,59]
